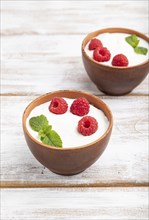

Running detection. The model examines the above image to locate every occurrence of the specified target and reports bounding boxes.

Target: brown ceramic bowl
[82,27,149,95]
[22,90,113,175]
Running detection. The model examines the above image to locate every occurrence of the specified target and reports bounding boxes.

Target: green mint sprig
[134,46,148,55]
[125,34,139,48]
[39,125,62,147]
[29,115,62,148]
[29,115,48,132]
[125,34,148,55]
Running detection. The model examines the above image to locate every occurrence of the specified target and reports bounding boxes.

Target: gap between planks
[1,32,91,36]
[0,93,148,97]
[1,32,149,36]
[1,181,148,188]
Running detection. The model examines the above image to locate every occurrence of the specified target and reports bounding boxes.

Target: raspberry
[93,47,111,62]
[49,97,68,114]
[70,97,90,116]
[78,116,98,136]
[112,54,129,67]
[89,38,103,50]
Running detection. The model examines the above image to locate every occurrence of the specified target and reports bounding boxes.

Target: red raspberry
[112,54,129,67]
[70,97,90,116]
[49,97,68,114]
[78,116,98,136]
[89,38,103,50]
[93,47,111,62]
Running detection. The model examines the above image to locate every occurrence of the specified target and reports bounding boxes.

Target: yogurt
[85,33,149,66]
[26,98,109,148]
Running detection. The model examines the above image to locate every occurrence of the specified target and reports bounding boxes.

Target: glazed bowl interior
[23,90,113,150]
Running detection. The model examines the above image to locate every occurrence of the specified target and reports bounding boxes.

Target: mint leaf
[134,46,148,55]
[125,34,139,48]
[38,125,52,138]
[29,115,49,132]
[39,127,62,148]
[132,34,140,46]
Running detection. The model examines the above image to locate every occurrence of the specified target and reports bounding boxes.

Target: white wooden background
[1,1,148,219]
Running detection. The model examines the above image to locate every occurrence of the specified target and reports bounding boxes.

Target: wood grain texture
[1,187,148,220]
[1,1,149,219]
[1,95,148,187]
[1,35,100,95]
[1,1,148,35]
[1,1,148,96]
[1,34,149,96]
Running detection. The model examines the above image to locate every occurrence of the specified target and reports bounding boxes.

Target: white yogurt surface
[85,33,149,66]
[26,98,109,148]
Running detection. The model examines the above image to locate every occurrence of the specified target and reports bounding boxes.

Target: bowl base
[99,88,132,96]
[49,169,86,176]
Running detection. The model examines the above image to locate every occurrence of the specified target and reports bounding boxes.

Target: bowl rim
[22,90,113,151]
[82,27,149,69]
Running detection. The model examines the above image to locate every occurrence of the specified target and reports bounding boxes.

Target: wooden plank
[1,187,148,220]
[1,1,148,35]
[1,34,100,95]
[1,34,149,96]
[1,1,148,96]
[1,95,148,187]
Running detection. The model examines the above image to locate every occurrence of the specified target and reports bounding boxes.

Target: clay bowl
[82,27,149,95]
[22,90,113,175]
